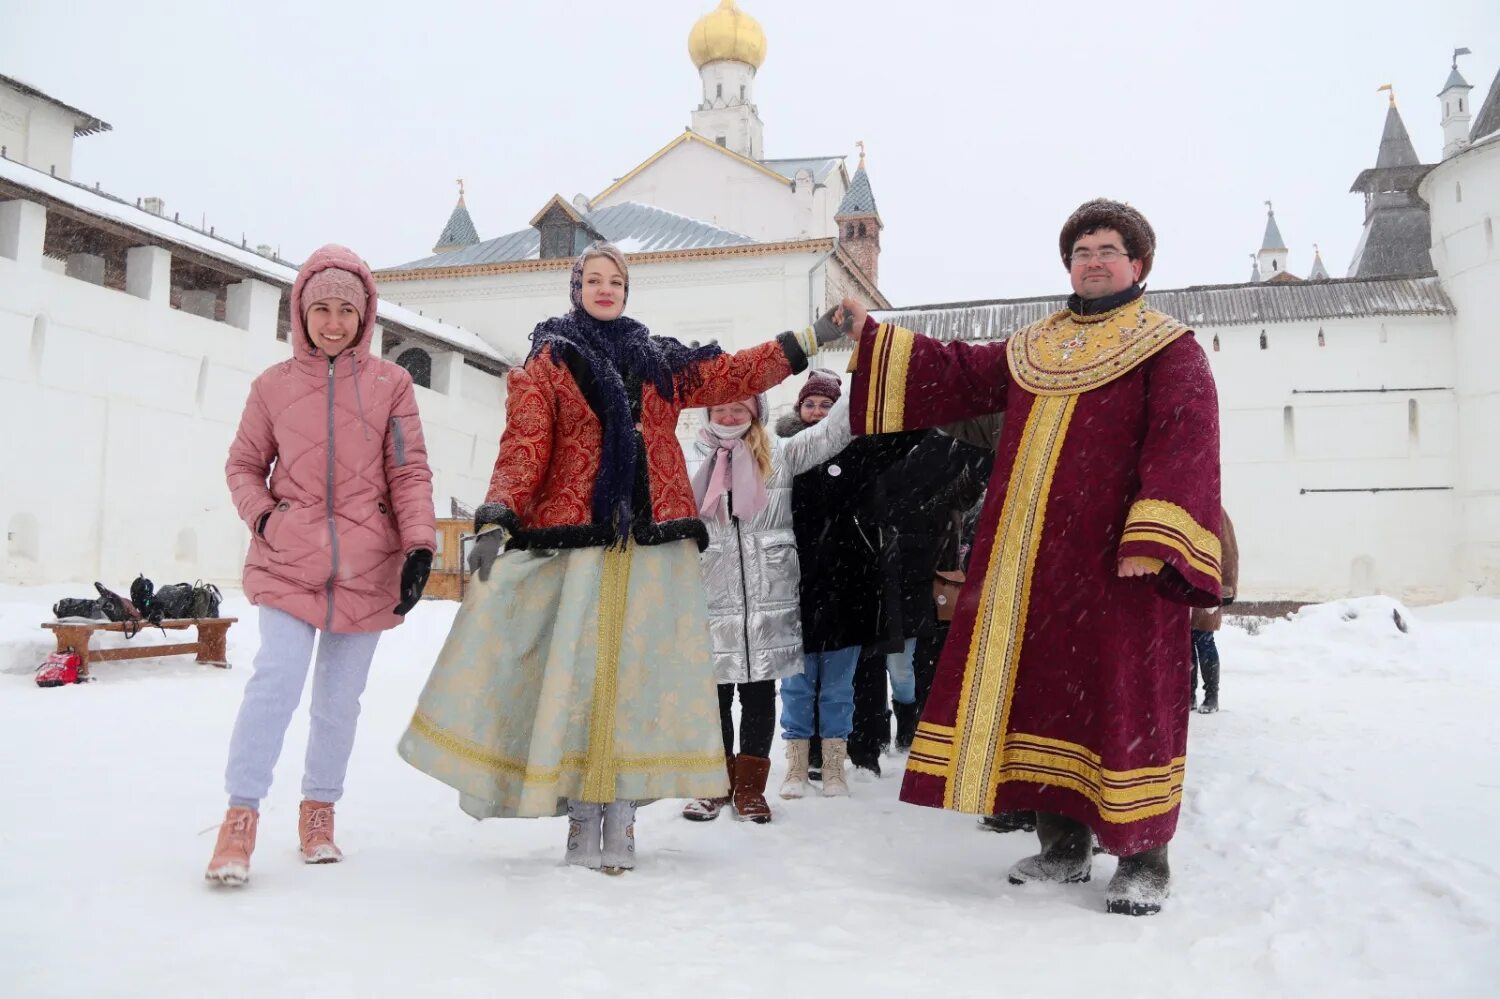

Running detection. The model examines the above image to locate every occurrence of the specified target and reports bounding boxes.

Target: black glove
[393,549,433,615]
[467,528,507,583]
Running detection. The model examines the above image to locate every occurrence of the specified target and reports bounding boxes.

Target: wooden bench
[42,618,237,678]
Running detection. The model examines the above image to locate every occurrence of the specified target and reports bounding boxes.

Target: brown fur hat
[1058,199,1156,280]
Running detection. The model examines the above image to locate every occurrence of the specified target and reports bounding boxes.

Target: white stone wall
[1204,313,1459,602]
[378,248,838,434]
[0,88,78,179]
[1423,137,1500,595]
[0,205,504,588]
[594,140,839,242]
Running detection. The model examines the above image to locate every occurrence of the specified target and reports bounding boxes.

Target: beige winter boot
[205,806,259,886]
[298,800,343,864]
[779,739,810,799]
[821,738,850,797]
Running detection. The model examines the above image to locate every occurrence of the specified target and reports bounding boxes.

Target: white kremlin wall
[0,204,506,589]
[1423,135,1500,596]
[1205,313,1458,602]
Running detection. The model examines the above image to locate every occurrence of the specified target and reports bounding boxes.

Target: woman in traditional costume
[398,242,843,873]
[681,387,855,823]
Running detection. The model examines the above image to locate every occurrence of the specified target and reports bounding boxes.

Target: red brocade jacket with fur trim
[477,336,808,551]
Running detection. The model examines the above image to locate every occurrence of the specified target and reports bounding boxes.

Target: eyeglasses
[1070,247,1129,266]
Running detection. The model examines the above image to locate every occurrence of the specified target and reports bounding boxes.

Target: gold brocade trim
[997,733,1186,824]
[909,724,1186,823]
[581,545,634,801]
[406,711,726,784]
[1006,304,1189,396]
[943,394,1077,812]
[1122,498,1222,581]
[862,324,915,433]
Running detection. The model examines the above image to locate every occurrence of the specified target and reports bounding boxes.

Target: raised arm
[777,392,855,477]
[845,316,1010,435]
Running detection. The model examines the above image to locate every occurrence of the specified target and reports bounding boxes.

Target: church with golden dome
[374,0,885,423]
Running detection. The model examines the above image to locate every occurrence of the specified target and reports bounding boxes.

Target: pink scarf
[692,424,770,525]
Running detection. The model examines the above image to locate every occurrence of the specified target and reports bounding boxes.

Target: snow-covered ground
[2,585,1497,998]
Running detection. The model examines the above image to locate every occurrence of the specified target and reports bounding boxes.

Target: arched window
[846,223,855,238]
[396,347,432,389]
[1317,328,1325,347]
[1211,334,1220,352]
[858,222,867,237]
[1259,330,1268,350]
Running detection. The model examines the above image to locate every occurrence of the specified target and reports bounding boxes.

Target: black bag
[189,581,223,619]
[150,583,196,622]
[130,575,155,616]
[53,597,105,620]
[94,582,143,637]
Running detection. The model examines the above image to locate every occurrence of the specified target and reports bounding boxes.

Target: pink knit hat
[302,267,368,320]
[798,369,842,407]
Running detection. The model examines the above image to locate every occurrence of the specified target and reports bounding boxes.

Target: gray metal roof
[1441,65,1471,93]
[391,201,754,270]
[1347,200,1434,278]
[1261,207,1287,251]
[1376,105,1422,169]
[760,156,842,183]
[1472,68,1500,143]
[0,74,111,136]
[837,166,878,217]
[433,201,479,251]
[874,276,1453,342]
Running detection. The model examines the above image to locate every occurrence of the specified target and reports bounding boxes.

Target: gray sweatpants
[224,606,380,810]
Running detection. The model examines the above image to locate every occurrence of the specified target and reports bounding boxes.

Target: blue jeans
[780,646,861,740]
[885,636,918,704]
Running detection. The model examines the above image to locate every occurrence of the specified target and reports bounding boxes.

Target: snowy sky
[3,0,1497,307]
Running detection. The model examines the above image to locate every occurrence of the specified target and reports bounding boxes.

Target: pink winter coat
[226,245,437,633]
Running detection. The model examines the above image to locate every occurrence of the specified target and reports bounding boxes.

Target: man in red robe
[836,199,1221,915]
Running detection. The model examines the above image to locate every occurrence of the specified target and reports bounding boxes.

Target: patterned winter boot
[820,737,850,797]
[779,739,810,799]
[298,800,342,864]
[205,806,259,887]
[601,800,637,875]
[682,755,734,821]
[731,755,773,824]
[564,800,604,870]
[1106,844,1171,916]
[1007,812,1093,885]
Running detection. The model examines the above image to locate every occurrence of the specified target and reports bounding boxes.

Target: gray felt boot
[1105,844,1171,916]
[564,800,603,870]
[601,799,637,875]
[1007,812,1094,885]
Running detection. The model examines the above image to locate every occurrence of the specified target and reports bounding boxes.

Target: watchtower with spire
[1257,201,1289,279]
[433,179,480,255]
[1347,86,1435,277]
[835,141,882,286]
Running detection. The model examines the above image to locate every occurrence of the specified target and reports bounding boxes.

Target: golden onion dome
[688,0,767,70]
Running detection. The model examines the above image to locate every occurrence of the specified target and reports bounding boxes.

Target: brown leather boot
[682,753,733,821]
[731,755,772,824]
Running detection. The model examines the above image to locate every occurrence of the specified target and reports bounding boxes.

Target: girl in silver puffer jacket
[682,389,853,822]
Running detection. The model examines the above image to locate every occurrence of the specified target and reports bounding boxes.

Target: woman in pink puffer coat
[206,244,437,887]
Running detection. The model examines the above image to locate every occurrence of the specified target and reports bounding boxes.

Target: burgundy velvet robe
[849,296,1222,855]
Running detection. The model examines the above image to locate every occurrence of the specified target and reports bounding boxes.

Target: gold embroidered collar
[1007,298,1190,395]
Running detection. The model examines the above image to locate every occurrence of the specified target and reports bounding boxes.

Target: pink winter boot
[205,806,259,886]
[298,800,343,864]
